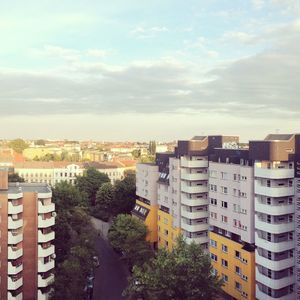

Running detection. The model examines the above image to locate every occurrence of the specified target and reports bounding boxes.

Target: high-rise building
[0,169,55,300]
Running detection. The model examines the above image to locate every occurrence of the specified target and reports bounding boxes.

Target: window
[210,184,217,192]
[221,215,228,223]
[221,172,228,180]
[210,198,217,205]
[210,239,217,248]
[235,281,242,291]
[222,274,228,283]
[222,244,228,253]
[235,251,241,259]
[221,186,228,194]
[221,259,228,268]
[210,212,217,219]
[211,268,217,276]
[221,201,228,208]
[235,266,241,275]
[209,170,217,178]
[210,253,218,262]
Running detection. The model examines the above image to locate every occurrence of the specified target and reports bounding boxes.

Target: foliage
[8,138,29,153]
[8,173,24,182]
[35,139,46,146]
[140,155,155,163]
[33,151,80,162]
[132,149,141,159]
[50,182,97,300]
[124,236,223,300]
[148,141,156,155]
[75,167,110,206]
[108,214,153,268]
[92,172,136,220]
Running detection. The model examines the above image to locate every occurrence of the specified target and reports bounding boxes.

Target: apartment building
[133,163,159,248]
[250,134,300,300]
[208,148,256,300]
[0,169,55,300]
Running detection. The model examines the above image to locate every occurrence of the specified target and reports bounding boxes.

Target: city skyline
[0,0,299,140]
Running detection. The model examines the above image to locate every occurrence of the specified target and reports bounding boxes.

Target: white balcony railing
[255,233,294,252]
[255,216,294,234]
[181,222,208,233]
[256,267,295,290]
[184,236,208,245]
[8,262,23,275]
[255,167,294,179]
[181,184,208,194]
[38,274,54,288]
[38,289,52,300]
[7,276,23,290]
[38,230,55,243]
[181,173,208,181]
[181,209,209,220]
[255,250,295,271]
[38,216,55,228]
[38,245,55,257]
[8,218,23,230]
[181,194,208,206]
[38,260,55,273]
[256,286,295,300]
[181,158,208,168]
[255,201,295,215]
[38,202,55,214]
[8,232,23,245]
[8,202,23,214]
[8,247,23,260]
[255,182,294,197]
[7,291,23,300]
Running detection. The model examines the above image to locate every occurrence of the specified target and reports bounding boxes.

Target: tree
[132,149,141,159]
[149,141,156,155]
[124,236,223,300]
[8,173,24,182]
[93,182,115,221]
[8,138,29,153]
[35,139,46,146]
[75,167,110,206]
[113,173,136,215]
[108,214,153,267]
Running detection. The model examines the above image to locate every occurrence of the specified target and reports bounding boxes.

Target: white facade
[208,161,255,243]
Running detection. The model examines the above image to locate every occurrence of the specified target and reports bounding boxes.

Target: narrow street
[92,227,129,300]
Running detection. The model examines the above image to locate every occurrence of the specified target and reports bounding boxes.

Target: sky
[0,0,299,142]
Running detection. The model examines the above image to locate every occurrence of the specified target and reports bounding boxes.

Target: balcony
[184,236,208,245]
[38,260,55,273]
[38,245,55,257]
[255,182,294,197]
[38,216,55,228]
[38,274,54,288]
[38,230,55,243]
[8,202,23,214]
[8,218,23,230]
[255,216,294,234]
[38,289,52,300]
[7,292,23,300]
[8,232,23,245]
[255,167,294,179]
[255,250,295,271]
[256,268,295,290]
[181,194,208,206]
[256,286,295,300]
[255,201,294,215]
[181,222,208,232]
[181,158,208,168]
[8,262,23,275]
[38,202,55,214]
[8,192,23,200]
[7,276,23,290]
[255,233,294,252]
[8,247,23,260]
[181,184,208,194]
[181,172,208,181]
[181,208,209,220]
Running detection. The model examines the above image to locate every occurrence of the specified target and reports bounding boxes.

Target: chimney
[0,168,8,190]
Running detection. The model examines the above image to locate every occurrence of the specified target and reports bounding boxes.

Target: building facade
[0,169,55,300]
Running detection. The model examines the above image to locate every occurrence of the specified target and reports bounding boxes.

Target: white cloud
[130,26,169,38]
[252,0,265,9]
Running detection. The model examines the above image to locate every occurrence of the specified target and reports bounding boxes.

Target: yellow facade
[157,209,181,251]
[209,232,255,300]
[23,147,61,160]
[135,199,158,246]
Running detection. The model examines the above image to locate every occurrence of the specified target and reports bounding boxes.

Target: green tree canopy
[124,236,223,300]
[75,167,110,206]
[35,139,46,146]
[8,138,29,153]
[108,214,153,267]
[8,173,24,182]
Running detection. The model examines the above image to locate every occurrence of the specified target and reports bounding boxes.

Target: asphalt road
[93,236,129,300]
